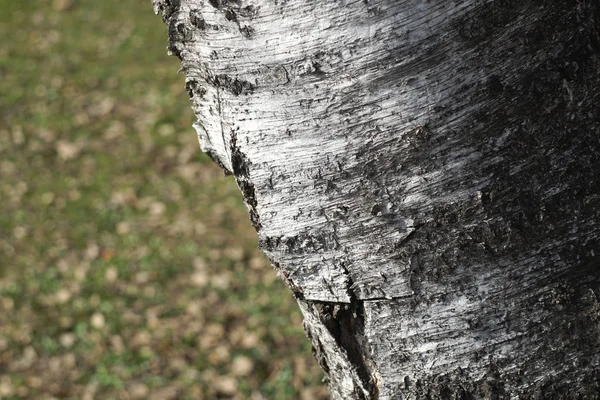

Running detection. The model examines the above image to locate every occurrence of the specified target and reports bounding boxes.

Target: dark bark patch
[370,204,383,217]
[411,372,484,400]
[311,299,376,400]
[238,5,258,19]
[332,205,349,220]
[294,59,327,78]
[262,230,340,254]
[189,9,206,30]
[207,0,258,39]
[176,22,192,40]
[486,75,504,95]
[222,8,258,38]
[154,0,181,23]
[311,61,324,75]
[455,0,523,42]
[512,270,600,399]
[239,25,255,39]
[185,79,206,100]
[207,0,222,9]
[166,10,191,60]
[230,136,260,230]
[208,1,256,17]
[203,149,232,175]
[224,9,237,22]
[207,74,255,96]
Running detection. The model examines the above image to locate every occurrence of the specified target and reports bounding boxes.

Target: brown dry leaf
[13,346,37,371]
[0,160,16,176]
[52,0,75,11]
[103,120,126,140]
[90,313,105,329]
[177,146,196,164]
[176,164,199,182]
[84,243,100,260]
[208,345,231,366]
[104,267,118,283]
[59,333,76,349]
[158,124,175,136]
[130,330,151,349]
[193,257,207,270]
[82,380,99,400]
[0,376,14,397]
[240,332,260,349]
[149,202,166,216]
[0,336,8,351]
[25,376,42,390]
[293,356,307,388]
[211,273,230,289]
[87,97,115,117]
[101,249,115,262]
[110,335,125,354]
[249,256,267,270]
[37,128,56,143]
[230,356,254,377]
[198,324,224,350]
[300,385,329,400]
[185,302,203,317]
[54,288,72,304]
[116,222,130,235]
[110,189,137,207]
[56,140,82,160]
[12,226,27,240]
[190,271,208,288]
[148,386,179,400]
[129,382,149,399]
[224,247,244,261]
[214,376,238,397]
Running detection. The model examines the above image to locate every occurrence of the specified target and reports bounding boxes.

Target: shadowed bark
[153,0,600,398]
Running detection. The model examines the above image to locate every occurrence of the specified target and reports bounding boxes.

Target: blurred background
[0,1,325,399]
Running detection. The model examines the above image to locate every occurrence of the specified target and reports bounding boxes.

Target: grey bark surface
[153,0,600,398]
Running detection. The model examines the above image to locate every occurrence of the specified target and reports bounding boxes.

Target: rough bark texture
[153,0,600,398]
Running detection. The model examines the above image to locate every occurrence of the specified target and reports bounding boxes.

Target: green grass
[0,1,325,398]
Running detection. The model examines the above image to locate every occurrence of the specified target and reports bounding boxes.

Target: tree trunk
[152,0,600,398]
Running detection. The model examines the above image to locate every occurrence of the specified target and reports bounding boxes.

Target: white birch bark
[153,0,600,398]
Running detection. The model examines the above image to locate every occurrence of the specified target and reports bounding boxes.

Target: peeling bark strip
[153,0,600,398]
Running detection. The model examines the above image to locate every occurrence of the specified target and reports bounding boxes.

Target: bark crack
[308,261,380,399]
[309,298,377,400]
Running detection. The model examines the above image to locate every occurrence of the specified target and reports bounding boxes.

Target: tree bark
[153,0,600,398]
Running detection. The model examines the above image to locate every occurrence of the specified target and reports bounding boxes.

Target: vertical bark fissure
[309,272,379,398]
[301,298,375,400]
[230,134,261,231]
[339,264,378,398]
